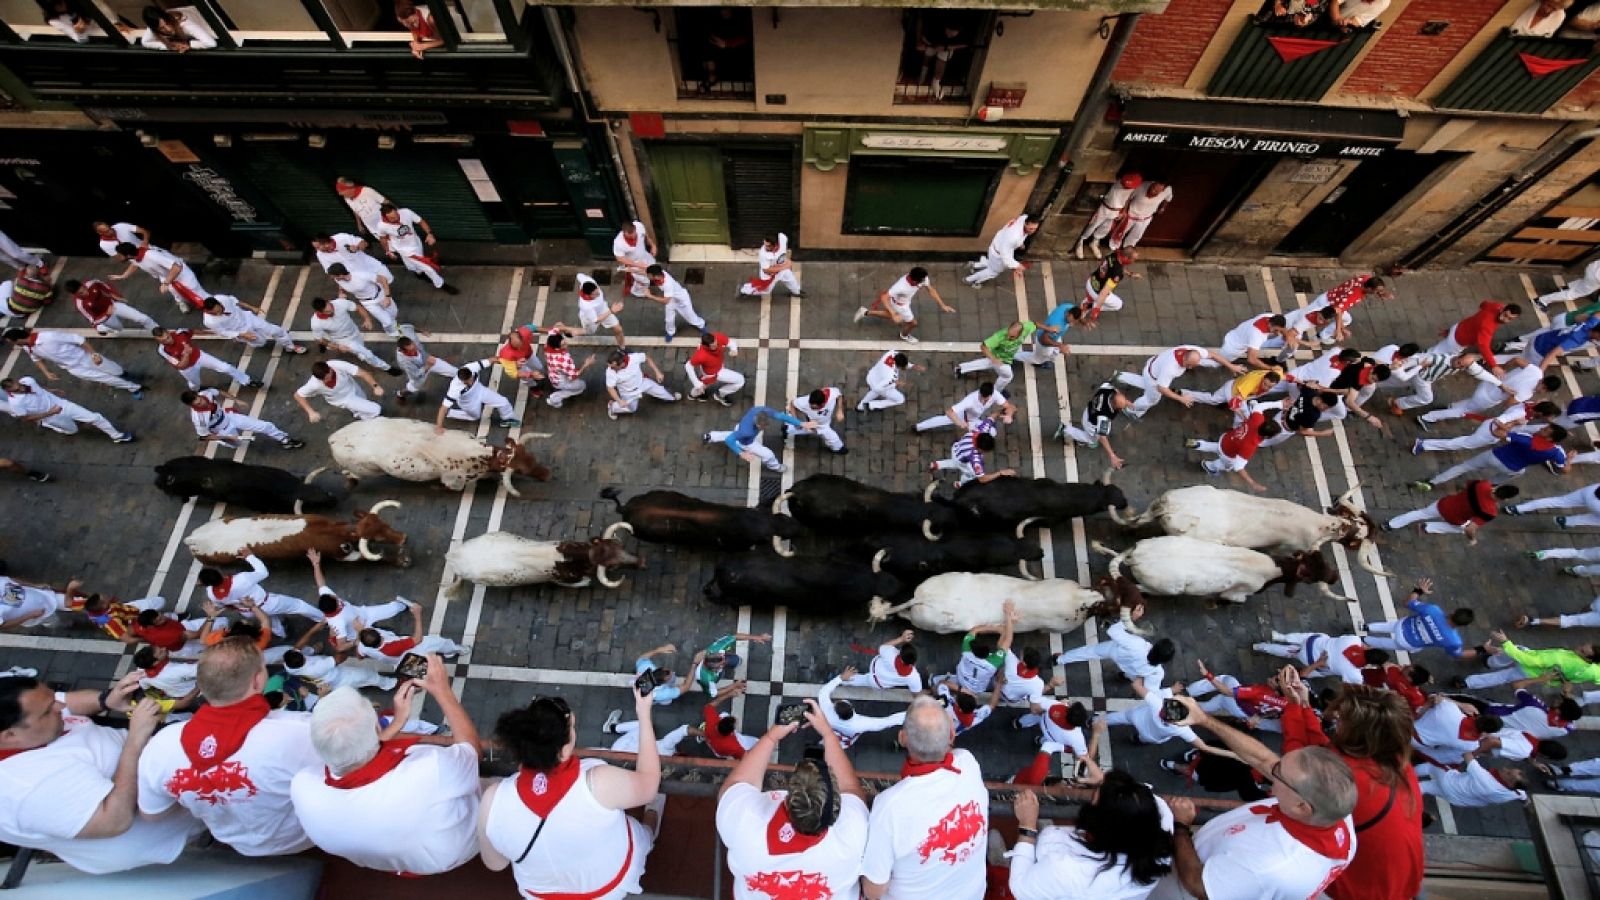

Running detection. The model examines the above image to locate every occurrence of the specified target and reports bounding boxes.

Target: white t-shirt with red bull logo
[1148,799,1355,900]
[717,782,869,900]
[860,748,988,898]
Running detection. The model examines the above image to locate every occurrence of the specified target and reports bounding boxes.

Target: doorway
[1276,152,1454,256]
[722,145,796,250]
[648,144,730,245]
[1115,147,1274,250]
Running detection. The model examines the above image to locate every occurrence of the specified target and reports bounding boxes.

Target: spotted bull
[185,501,410,567]
[442,532,643,596]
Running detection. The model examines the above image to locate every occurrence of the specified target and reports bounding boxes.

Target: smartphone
[634,670,657,697]
[1160,698,1188,724]
[1070,758,1091,782]
[395,652,428,681]
[776,702,808,726]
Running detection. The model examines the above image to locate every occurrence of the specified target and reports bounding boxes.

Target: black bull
[154,457,337,514]
[777,474,960,541]
[600,487,806,553]
[949,476,1130,531]
[859,532,1044,583]
[704,553,902,616]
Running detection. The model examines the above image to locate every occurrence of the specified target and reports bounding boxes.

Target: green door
[649,145,730,245]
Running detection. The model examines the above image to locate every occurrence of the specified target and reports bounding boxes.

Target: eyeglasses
[1268,760,1317,817]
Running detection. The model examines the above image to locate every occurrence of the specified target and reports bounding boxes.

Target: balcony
[524,0,1169,9]
[1433,30,1600,115]
[1207,19,1374,103]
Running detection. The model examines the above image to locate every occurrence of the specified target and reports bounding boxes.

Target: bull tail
[600,486,624,512]
[442,564,467,600]
[867,598,916,624]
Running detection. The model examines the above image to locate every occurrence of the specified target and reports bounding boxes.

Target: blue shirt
[1040,303,1076,342]
[1569,395,1600,418]
[635,657,680,705]
[723,405,805,454]
[1492,432,1567,471]
[1532,323,1598,358]
[1397,598,1465,657]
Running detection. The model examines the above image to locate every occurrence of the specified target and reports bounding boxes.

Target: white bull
[1093,536,1348,605]
[1111,484,1390,576]
[867,572,1108,634]
[329,418,551,497]
[441,532,643,597]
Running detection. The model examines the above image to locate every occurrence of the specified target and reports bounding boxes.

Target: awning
[1118,98,1405,158]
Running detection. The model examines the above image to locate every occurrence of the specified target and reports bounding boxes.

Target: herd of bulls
[149,422,1389,636]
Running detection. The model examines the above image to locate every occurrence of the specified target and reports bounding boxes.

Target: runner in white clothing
[108,242,208,312]
[788,386,848,453]
[328,263,400,337]
[915,382,1016,433]
[1109,181,1173,251]
[604,349,681,419]
[392,325,457,401]
[1251,631,1374,685]
[1058,616,1171,690]
[183,388,302,449]
[856,267,953,343]
[2,376,133,442]
[966,214,1039,286]
[1417,755,1527,808]
[819,670,907,749]
[841,632,924,693]
[307,297,396,372]
[859,350,920,412]
[5,328,143,395]
[134,646,199,702]
[282,649,397,693]
[612,219,657,299]
[1536,257,1600,310]
[196,555,323,638]
[310,232,390,281]
[436,360,520,433]
[295,360,384,423]
[1419,363,1557,425]
[576,273,627,347]
[355,624,465,663]
[335,177,390,236]
[1117,345,1240,418]
[645,264,705,342]
[374,203,459,294]
[738,232,805,298]
[67,278,158,337]
[93,220,148,258]
[153,327,253,391]
[1076,172,1141,259]
[201,295,306,355]
[307,550,413,645]
[1219,313,1298,368]
[0,573,77,629]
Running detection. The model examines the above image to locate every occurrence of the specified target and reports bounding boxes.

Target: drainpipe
[1397,126,1600,271]
[542,7,639,220]
[1036,13,1141,218]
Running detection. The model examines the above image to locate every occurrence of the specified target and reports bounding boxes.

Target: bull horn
[1334,484,1361,511]
[772,491,793,516]
[1120,604,1152,636]
[1018,558,1041,581]
[1317,582,1353,603]
[596,565,624,589]
[867,598,916,624]
[603,522,634,541]
[303,466,328,486]
[501,470,522,499]
[1089,540,1116,558]
[1107,505,1134,525]
[872,549,888,573]
[772,536,795,558]
[357,539,382,561]
[1355,542,1396,578]
[294,499,303,515]
[922,519,942,541]
[1015,516,1044,540]
[1100,468,1114,486]
[370,500,401,515]
[923,482,939,502]
[518,433,537,448]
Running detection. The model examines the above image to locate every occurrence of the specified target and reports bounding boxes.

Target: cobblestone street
[4,251,1595,851]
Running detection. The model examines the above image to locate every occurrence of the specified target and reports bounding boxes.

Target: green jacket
[1502,641,1600,684]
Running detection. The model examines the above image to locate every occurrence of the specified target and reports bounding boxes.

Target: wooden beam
[1485,242,1587,261]
[1514,227,1600,244]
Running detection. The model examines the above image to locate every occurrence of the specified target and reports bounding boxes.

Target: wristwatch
[1016,826,1038,840]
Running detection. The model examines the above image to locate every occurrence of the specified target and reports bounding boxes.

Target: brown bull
[184,500,411,567]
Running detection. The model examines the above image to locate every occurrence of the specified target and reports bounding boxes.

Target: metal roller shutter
[723,146,796,249]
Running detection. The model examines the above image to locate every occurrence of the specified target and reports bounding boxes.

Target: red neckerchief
[1489,768,1521,790]
[336,183,360,198]
[192,399,216,414]
[399,345,419,357]
[380,637,416,656]
[209,576,234,600]
[1531,436,1557,452]
[1457,719,1481,741]
[766,804,828,855]
[953,706,976,728]
[322,372,339,388]
[322,599,344,619]
[144,658,169,678]
[20,333,36,347]
[1253,316,1273,334]
[892,657,914,677]
[901,753,961,778]
[515,756,582,819]
[314,309,333,319]
[1549,709,1570,728]
[1523,733,1540,755]
[1358,368,1376,387]
[1016,664,1039,679]
[623,233,638,248]
[1172,348,1188,366]
[1248,803,1352,860]
[133,246,148,262]
[0,745,42,762]
[1341,645,1367,669]
[325,738,420,789]
[181,694,270,772]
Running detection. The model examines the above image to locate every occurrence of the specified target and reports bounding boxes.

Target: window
[202,0,327,43]
[894,10,991,106]
[335,0,505,47]
[670,7,754,100]
[844,157,1000,236]
[1,0,113,43]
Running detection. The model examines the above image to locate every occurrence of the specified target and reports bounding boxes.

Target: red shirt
[689,333,730,380]
[1282,704,1424,900]
[1219,412,1267,461]
[1361,666,1427,715]
[73,280,121,324]
[1436,480,1497,527]
[702,705,746,760]
[1451,301,1508,361]
[159,329,201,368]
[1232,683,1289,718]
[497,326,537,365]
[134,617,189,652]
[1325,276,1370,315]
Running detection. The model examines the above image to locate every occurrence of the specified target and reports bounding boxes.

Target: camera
[634,670,658,697]
[1159,698,1188,724]
[395,652,428,681]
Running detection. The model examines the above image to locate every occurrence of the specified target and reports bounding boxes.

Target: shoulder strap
[1354,783,1397,832]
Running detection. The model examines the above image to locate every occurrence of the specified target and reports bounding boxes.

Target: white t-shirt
[868,644,924,692]
[999,650,1045,706]
[201,295,260,339]
[1100,183,1137,211]
[138,709,322,856]
[99,222,141,257]
[885,275,926,314]
[576,274,613,330]
[343,188,390,231]
[861,748,988,897]
[718,782,869,900]
[1223,315,1277,356]
[310,298,364,344]
[1148,801,1355,900]
[291,742,481,874]
[1127,186,1173,219]
[756,233,790,277]
[1104,622,1165,688]
[26,331,92,368]
[1122,690,1200,746]
[1337,0,1390,27]
[988,215,1030,268]
[1009,826,1164,900]
[0,711,195,874]
[316,234,387,279]
[0,577,65,626]
[297,361,369,406]
[793,387,841,423]
[133,245,184,281]
[606,352,649,398]
[1147,345,1204,387]
[867,351,904,391]
[1035,700,1090,757]
[1427,760,1525,808]
[950,389,1002,426]
[317,588,378,644]
[612,222,655,268]
[374,209,426,258]
[340,269,390,304]
[141,661,199,699]
[652,270,691,305]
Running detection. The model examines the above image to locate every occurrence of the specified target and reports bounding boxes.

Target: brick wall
[1112,0,1236,87]
[1339,0,1507,97]
[1559,67,1600,112]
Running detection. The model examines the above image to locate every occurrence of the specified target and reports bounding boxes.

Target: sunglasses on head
[532,695,571,719]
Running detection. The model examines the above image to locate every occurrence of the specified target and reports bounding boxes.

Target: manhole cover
[1290,275,1314,295]
[685,267,706,285]
[1224,274,1247,293]
[555,274,575,292]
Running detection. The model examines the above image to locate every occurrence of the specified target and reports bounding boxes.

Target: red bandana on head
[181,694,271,772]
[515,756,582,819]
[901,753,962,779]
[1249,802,1351,860]
[325,738,419,789]
[766,804,828,855]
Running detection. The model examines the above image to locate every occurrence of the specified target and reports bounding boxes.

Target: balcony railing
[1433,30,1600,114]
[1207,19,1374,103]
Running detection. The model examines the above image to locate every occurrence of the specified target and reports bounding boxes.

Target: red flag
[1518,52,1586,78]
[1267,35,1340,64]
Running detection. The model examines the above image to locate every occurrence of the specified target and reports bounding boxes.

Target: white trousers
[1195,440,1249,474]
[1393,378,1437,412]
[664,297,705,338]
[610,722,692,756]
[446,391,514,423]
[330,335,391,371]
[1418,417,1511,453]
[329,394,382,421]
[932,456,980,486]
[399,252,444,288]
[788,420,843,451]
[326,662,396,692]
[610,381,676,416]
[546,376,587,408]
[1083,279,1126,314]
[1078,205,1121,243]
[1059,406,1100,447]
[401,357,457,394]
[165,267,209,311]
[965,251,1014,286]
[1534,546,1600,579]
[93,302,158,336]
[860,382,905,411]
[232,316,297,350]
[1386,501,1466,534]
[211,412,289,443]
[1513,486,1600,525]
[38,399,123,438]
[175,353,251,390]
[739,270,801,296]
[1538,261,1600,306]
[0,230,40,269]
[710,432,781,471]
[957,358,1015,394]
[1428,452,1518,487]
[687,364,745,399]
[1463,657,1530,690]
[1015,341,1062,366]
[1110,216,1154,250]
[62,356,141,393]
[357,298,400,337]
[1419,381,1504,424]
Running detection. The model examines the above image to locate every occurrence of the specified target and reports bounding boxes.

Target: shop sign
[181,165,258,223]
[860,134,1009,153]
[1117,128,1390,158]
[1292,162,1341,184]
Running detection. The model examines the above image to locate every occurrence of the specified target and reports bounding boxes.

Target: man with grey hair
[1152,695,1359,900]
[860,693,989,898]
[290,654,482,874]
